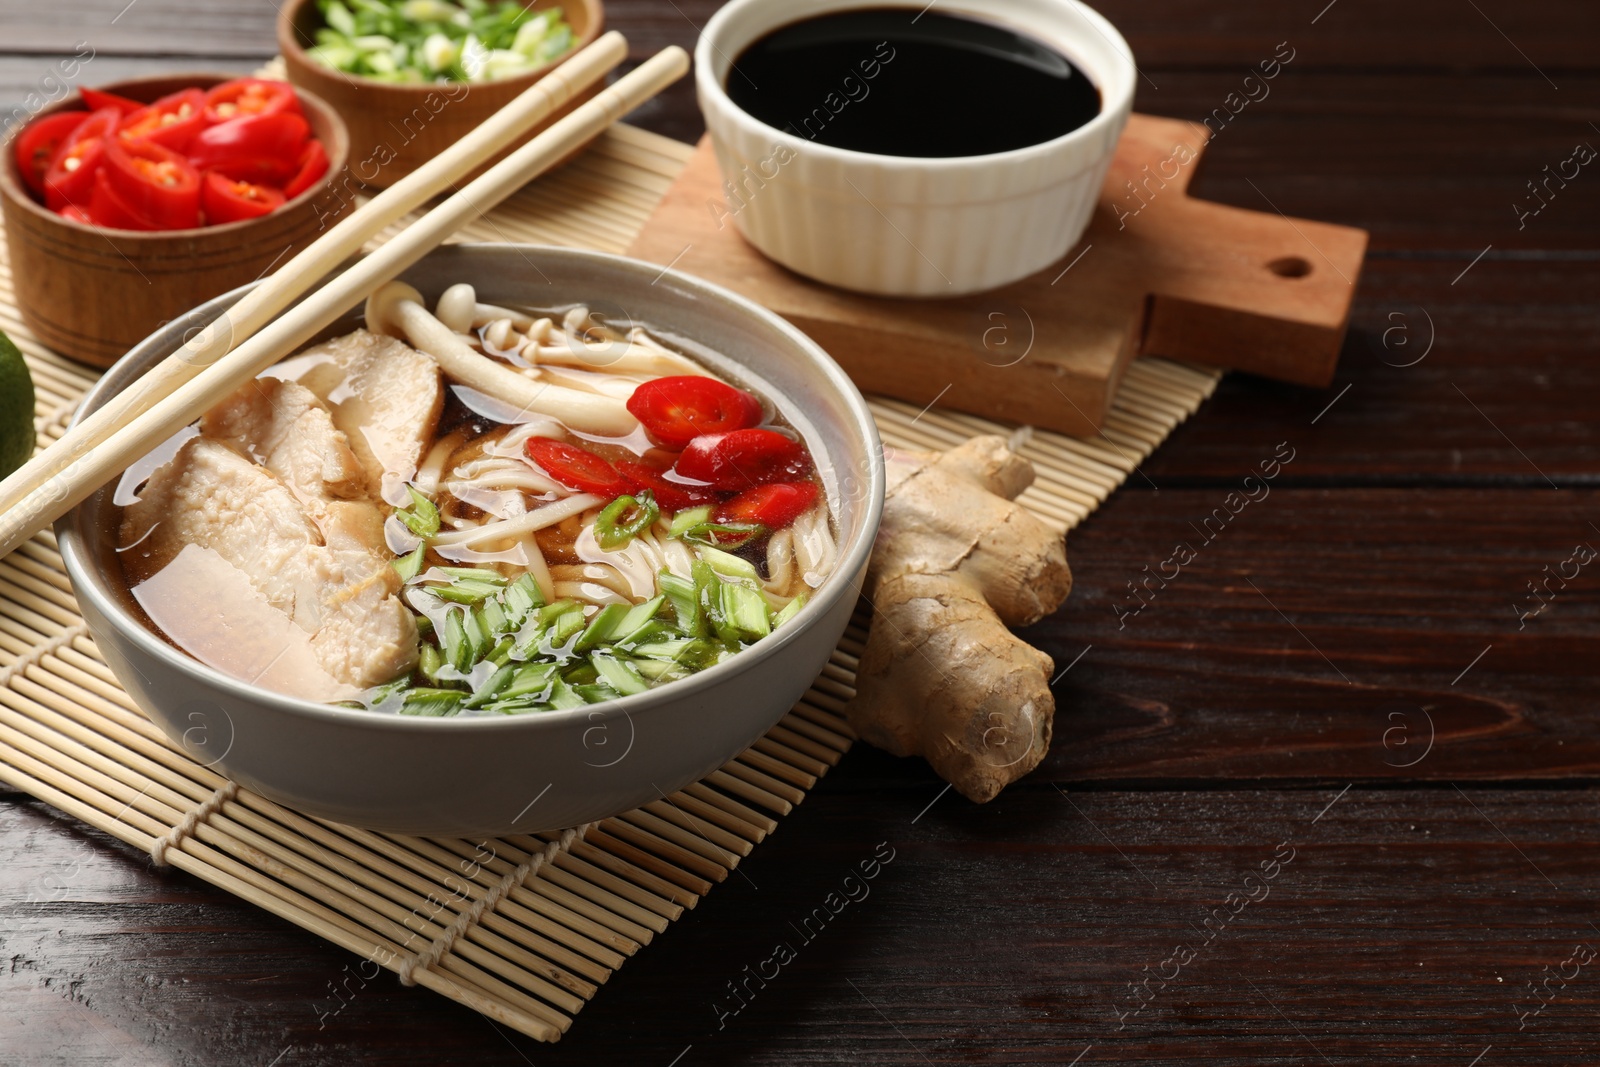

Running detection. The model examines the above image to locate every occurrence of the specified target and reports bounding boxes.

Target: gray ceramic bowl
[57,244,884,837]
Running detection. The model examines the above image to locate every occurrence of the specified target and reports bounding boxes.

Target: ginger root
[847,436,1072,803]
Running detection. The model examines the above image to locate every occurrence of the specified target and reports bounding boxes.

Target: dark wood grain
[5,785,1600,1066]
[1036,489,1600,782]
[3,0,1600,1063]
[1143,258,1600,484]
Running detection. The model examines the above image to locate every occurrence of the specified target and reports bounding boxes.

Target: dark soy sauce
[727,8,1101,158]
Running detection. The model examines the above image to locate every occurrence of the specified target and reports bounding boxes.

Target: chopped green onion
[418,642,444,682]
[574,603,629,653]
[399,687,465,717]
[548,608,586,647]
[312,0,576,83]
[595,491,660,551]
[486,635,515,667]
[442,608,471,672]
[592,654,650,696]
[434,566,506,584]
[396,485,440,539]
[717,582,771,644]
[658,570,704,638]
[502,662,559,701]
[324,0,357,35]
[669,505,713,539]
[393,542,426,582]
[547,678,587,710]
[432,580,502,604]
[463,607,492,662]
[612,595,666,645]
[479,596,508,636]
[772,593,807,629]
[501,573,544,626]
[463,663,515,709]
[697,545,762,585]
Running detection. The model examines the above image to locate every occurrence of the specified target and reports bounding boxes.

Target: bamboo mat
[0,123,1221,1042]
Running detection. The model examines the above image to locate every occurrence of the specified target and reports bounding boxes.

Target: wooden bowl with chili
[0,73,351,368]
[277,0,602,190]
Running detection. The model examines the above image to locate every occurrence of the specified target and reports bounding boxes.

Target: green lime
[0,330,36,480]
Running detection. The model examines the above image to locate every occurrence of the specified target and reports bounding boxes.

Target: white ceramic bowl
[57,244,884,837]
[695,0,1136,297]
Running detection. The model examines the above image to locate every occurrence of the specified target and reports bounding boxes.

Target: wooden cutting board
[627,114,1368,436]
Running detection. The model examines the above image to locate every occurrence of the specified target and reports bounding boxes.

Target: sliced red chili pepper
[14,111,88,197]
[117,88,207,152]
[200,170,284,224]
[42,107,121,211]
[56,204,92,224]
[202,78,302,125]
[281,138,329,200]
[80,87,142,116]
[188,111,310,185]
[104,138,200,230]
[88,167,159,230]
[616,460,721,514]
[525,438,630,497]
[625,375,763,449]
[674,429,810,491]
[714,481,819,530]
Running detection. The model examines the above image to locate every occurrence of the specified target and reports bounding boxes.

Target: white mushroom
[365,281,638,436]
[471,302,539,331]
[435,283,478,333]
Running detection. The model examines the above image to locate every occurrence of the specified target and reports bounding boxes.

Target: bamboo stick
[0,44,690,560]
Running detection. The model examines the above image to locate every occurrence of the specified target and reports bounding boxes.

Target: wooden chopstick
[0,30,628,534]
[0,45,689,560]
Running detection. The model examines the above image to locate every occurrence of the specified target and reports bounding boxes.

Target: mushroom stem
[366,282,638,436]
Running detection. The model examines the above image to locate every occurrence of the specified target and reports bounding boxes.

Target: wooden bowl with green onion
[278,0,604,190]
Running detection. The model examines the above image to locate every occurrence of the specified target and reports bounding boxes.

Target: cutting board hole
[1268,256,1313,278]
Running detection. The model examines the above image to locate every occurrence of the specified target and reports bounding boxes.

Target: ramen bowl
[56,243,884,836]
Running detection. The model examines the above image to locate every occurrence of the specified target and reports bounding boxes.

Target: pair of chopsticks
[0,33,688,560]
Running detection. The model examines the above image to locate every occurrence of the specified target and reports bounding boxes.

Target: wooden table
[4,2,1600,1063]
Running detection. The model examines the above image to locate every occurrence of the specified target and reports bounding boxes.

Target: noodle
[764,528,796,597]
[430,493,602,547]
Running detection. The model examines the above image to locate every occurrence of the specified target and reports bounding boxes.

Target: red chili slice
[188,111,310,183]
[281,138,329,200]
[104,138,200,230]
[625,375,763,449]
[201,171,284,224]
[42,107,121,211]
[56,204,91,224]
[674,429,810,491]
[525,438,630,497]
[202,78,302,125]
[117,88,207,152]
[616,460,721,514]
[714,481,819,529]
[88,167,158,230]
[80,87,142,116]
[14,111,88,197]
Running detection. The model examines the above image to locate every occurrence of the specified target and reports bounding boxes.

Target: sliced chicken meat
[200,376,367,510]
[120,437,418,689]
[285,329,444,503]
